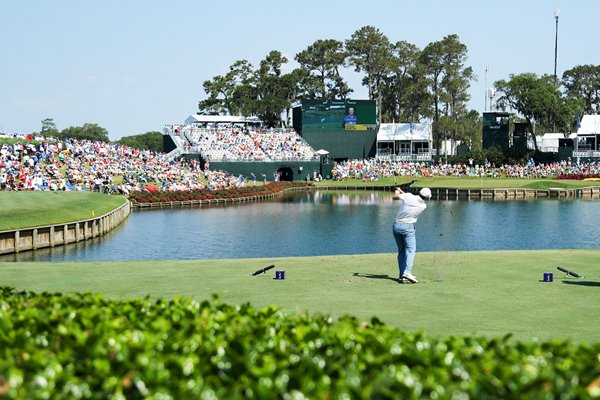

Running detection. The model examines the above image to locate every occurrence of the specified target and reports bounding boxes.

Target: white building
[574,115,600,157]
[376,123,433,161]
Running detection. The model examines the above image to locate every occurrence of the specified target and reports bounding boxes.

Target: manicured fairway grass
[315,176,600,190]
[2,249,598,343]
[0,192,127,230]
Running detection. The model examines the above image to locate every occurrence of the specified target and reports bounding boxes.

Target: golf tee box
[275,270,286,280]
[543,273,553,282]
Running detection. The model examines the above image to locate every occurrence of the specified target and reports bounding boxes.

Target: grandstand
[164,102,437,181]
[163,115,322,181]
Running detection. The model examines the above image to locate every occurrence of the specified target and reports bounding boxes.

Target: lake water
[2,191,599,262]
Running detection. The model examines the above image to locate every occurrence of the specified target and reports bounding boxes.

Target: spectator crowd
[330,158,600,181]
[175,126,318,162]
[2,132,600,194]
[0,135,243,193]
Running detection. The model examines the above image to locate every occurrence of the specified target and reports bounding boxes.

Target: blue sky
[1,1,598,140]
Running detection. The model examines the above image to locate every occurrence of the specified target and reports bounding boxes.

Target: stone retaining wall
[429,186,600,199]
[314,185,600,199]
[0,201,131,254]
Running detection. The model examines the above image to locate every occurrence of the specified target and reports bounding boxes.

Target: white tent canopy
[376,123,433,160]
[536,133,564,152]
[377,123,432,142]
[185,115,263,125]
[574,115,600,153]
[577,115,600,135]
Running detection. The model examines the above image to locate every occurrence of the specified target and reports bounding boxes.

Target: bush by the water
[0,287,598,399]
[129,181,311,203]
[556,173,600,180]
[128,181,312,204]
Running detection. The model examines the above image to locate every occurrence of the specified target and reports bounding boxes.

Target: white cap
[419,188,432,199]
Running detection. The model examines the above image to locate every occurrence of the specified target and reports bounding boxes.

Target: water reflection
[2,191,599,262]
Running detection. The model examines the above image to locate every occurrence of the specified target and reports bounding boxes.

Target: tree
[198,60,255,115]
[420,39,445,152]
[295,39,351,100]
[198,74,233,115]
[60,123,109,142]
[455,110,482,151]
[226,60,257,116]
[562,64,600,115]
[555,96,585,134]
[253,50,298,127]
[439,34,474,154]
[419,35,475,154]
[494,73,562,150]
[346,26,393,121]
[117,131,163,152]
[41,118,59,137]
[380,40,430,123]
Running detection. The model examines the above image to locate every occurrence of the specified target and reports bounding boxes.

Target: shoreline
[130,184,600,209]
[3,184,599,255]
[0,200,131,254]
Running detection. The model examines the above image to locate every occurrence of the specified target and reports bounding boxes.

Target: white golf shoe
[402,272,418,283]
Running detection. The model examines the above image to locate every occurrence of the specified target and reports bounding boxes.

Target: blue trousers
[393,223,416,277]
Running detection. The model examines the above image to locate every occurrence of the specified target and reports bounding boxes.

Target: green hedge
[128,181,312,204]
[0,287,598,399]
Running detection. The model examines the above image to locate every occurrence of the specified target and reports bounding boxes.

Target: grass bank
[2,179,597,230]
[314,176,600,190]
[0,192,127,230]
[2,249,599,343]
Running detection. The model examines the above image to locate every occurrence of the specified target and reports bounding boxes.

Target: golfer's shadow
[561,280,600,287]
[353,272,399,283]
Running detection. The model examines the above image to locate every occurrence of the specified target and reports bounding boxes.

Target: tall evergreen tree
[41,118,59,137]
[254,50,297,127]
[198,60,255,115]
[380,40,429,123]
[562,64,600,115]
[420,40,445,152]
[295,39,351,100]
[346,26,393,121]
[439,35,474,153]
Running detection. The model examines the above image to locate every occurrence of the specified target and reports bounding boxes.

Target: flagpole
[574,114,579,153]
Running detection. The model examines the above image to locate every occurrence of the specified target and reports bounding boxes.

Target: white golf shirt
[394,193,427,225]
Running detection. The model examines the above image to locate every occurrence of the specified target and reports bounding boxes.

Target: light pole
[484,65,489,111]
[553,8,560,132]
[554,8,560,85]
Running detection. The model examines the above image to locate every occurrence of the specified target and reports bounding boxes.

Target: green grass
[314,176,600,190]
[0,138,43,146]
[0,192,127,230]
[2,249,599,343]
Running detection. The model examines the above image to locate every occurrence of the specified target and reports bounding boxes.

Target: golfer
[344,107,357,126]
[392,187,432,283]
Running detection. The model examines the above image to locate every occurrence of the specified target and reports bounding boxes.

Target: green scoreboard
[483,112,510,150]
[300,99,376,131]
[293,99,378,160]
